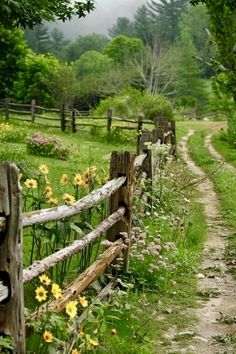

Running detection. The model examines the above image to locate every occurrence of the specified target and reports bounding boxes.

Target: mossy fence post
[60,104,66,132]
[107,108,112,133]
[71,108,77,133]
[31,99,36,123]
[107,151,136,270]
[5,97,10,121]
[0,163,25,353]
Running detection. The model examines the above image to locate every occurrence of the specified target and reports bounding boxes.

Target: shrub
[93,86,174,121]
[0,122,29,143]
[26,132,70,160]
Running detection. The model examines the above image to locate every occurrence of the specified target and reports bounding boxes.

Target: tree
[0,26,28,98]
[63,34,109,62]
[132,5,155,45]
[0,0,95,28]
[104,35,144,64]
[13,51,60,106]
[147,0,188,44]
[190,0,236,102]
[179,4,213,77]
[48,63,78,106]
[108,17,135,38]
[24,25,52,53]
[172,27,208,111]
[50,28,70,57]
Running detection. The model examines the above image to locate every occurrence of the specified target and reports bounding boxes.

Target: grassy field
[0,117,208,353]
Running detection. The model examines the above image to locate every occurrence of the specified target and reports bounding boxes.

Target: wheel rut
[172,130,236,354]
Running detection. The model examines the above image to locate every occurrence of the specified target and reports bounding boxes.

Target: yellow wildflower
[79,296,88,308]
[71,349,80,354]
[78,326,84,337]
[43,330,53,343]
[111,328,117,335]
[51,283,62,299]
[35,286,47,302]
[73,173,83,186]
[60,173,68,185]
[48,197,58,206]
[24,179,38,189]
[81,175,89,189]
[39,164,49,174]
[89,338,99,347]
[65,300,78,318]
[44,175,50,185]
[45,186,53,197]
[39,274,51,286]
[63,193,76,205]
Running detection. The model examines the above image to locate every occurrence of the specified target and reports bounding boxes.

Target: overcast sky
[54,0,147,39]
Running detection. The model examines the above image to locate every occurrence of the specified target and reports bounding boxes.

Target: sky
[53,0,147,39]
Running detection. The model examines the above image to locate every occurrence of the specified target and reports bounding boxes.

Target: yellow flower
[89,338,99,347]
[81,175,89,189]
[39,274,51,286]
[60,173,68,185]
[48,197,58,206]
[51,283,62,299]
[45,186,53,197]
[63,193,76,205]
[44,175,50,185]
[79,296,88,308]
[78,325,84,337]
[65,300,78,318]
[73,173,83,186]
[71,349,80,354]
[35,286,47,302]
[43,330,53,343]
[39,164,49,174]
[24,179,38,189]
[111,328,117,335]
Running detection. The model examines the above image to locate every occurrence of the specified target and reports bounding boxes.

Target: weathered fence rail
[1,98,156,133]
[0,115,176,353]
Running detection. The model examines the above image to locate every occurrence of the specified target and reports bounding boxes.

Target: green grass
[211,131,236,168]
[188,128,236,285]
[0,118,208,353]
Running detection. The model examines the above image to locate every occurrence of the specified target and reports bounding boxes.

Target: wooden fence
[0,98,160,133]
[0,119,176,353]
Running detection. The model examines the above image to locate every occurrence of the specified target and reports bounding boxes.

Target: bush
[0,122,29,143]
[26,132,70,160]
[93,87,174,121]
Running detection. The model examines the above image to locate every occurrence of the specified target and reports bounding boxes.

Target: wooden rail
[22,176,126,227]
[0,114,176,352]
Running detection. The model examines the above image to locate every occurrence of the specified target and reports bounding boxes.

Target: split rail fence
[0,98,157,133]
[0,114,176,353]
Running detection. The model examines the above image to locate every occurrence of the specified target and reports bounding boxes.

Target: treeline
[0,0,221,115]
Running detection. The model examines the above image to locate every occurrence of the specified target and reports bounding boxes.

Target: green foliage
[24,24,52,54]
[147,0,188,44]
[132,5,155,45]
[26,133,70,160]
[0,0,95,28]
[172,27,209,112]
[93,87,174,121]
[13,51,60,106]
[104,35,144,64]
[75,51,113,79]
[63,33,109,62]
[108,17,135,38]
[0,26,28,97]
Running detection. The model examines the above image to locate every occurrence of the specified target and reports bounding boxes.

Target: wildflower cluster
[27,274,102,353]
[0,122,12,140]
[26,132,70,160]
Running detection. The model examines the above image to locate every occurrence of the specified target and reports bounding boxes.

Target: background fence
[0,108,176,352]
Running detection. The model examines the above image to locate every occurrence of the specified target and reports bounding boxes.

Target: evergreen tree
[147,0,188,44]
[24,24,52,53]
[133,5,155,45]
[108,17,134,38]
[173,27,208,111]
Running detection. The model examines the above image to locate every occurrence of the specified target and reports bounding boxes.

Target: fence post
[60,104,66,132]
[171,121,177,155]
[31,99,36,123]
[136,114,143,154]
[5,97,10,121]
[137,132,153,182]
[107,151,135,270]
[107,109,112,133]
[71,108,77,133]
[0,163,25,353]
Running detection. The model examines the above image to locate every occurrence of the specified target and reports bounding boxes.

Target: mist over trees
[2,0,235,126]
